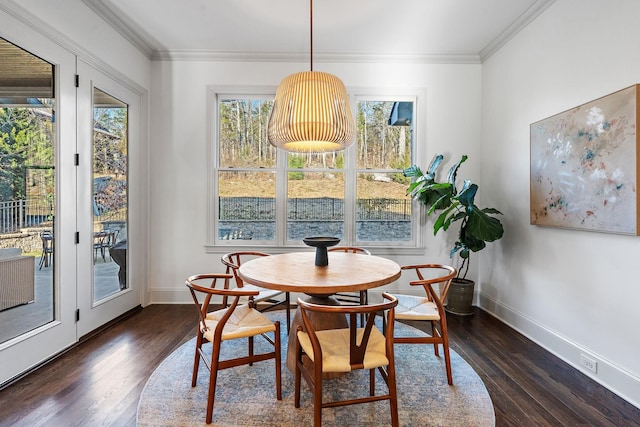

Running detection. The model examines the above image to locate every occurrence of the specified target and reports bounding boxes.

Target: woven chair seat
[392,293,441,321]
[205,304,276,341]
[297,327,388,372]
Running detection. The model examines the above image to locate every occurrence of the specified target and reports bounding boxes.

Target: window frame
[206,85,426,254]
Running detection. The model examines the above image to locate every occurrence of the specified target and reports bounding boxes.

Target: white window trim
[205,85,427,255]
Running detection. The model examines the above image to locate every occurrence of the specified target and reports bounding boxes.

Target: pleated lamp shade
[267,70,356,153]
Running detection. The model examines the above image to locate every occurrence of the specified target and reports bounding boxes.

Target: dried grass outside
[219,174,409,200]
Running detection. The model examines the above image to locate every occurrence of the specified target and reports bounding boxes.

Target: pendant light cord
[310,0,313,71]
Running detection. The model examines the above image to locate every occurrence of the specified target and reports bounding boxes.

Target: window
[211,88,417,248]
[355,98,413,242]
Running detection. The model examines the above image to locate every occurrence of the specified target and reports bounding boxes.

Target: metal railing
[219,197,411,221]
[1,199,126,233]
[0,199,52,233]
[2,197,410,234]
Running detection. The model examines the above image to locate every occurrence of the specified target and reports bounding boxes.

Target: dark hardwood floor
[1,305,638,426]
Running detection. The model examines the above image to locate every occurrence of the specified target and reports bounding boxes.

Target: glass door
[0,37,56,344]
[0,27,77,386]
[91,87,128,301]
[76,61,140,337]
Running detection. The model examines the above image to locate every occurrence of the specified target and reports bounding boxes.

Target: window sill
[204,243,425,257]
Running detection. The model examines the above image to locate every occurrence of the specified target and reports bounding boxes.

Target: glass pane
[356,174,412,242]
[92,87,128,302]
[287,172,344,240]
[287,151,344,170]
[218,171,275,240]
[356,101,412,169]
[0,37,55,343]
[219,99,276,168]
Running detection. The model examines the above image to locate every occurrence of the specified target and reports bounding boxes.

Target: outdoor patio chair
[38,230,54,270]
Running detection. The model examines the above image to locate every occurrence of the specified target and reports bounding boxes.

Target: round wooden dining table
[238,251,401,373]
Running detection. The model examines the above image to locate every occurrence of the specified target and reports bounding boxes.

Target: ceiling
[82,0,555,63]
[0,0,555,98]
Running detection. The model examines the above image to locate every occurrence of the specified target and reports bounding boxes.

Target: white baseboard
[478,293,640,410]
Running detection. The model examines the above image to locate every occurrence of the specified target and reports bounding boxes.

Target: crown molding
[82,0,155,58]
[152,49,481,65]
[0,0,146,95]
[83,0,552,65]
[480,0,556,62]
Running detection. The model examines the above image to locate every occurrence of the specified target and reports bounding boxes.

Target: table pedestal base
[286,295,347,379]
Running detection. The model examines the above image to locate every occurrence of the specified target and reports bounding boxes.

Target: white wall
[147,59,482,303]
[2,0,150,90]
[481,0,640,407]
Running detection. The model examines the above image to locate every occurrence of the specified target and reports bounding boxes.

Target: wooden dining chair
[294,293,399,427]
[327,247,371,323]
[388,264,457,385]
[185,273,282,424]
[222,251,291,333]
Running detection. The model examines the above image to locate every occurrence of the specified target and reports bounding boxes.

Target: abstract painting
[530,85,639,235]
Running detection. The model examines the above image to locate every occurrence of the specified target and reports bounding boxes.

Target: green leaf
[446,154,468,190]
[427,192,451,215]
[433,210,449,234]
[403,165,424,178]
[460,229,486,252]
[427,154,444,175]
[482,207,503,215]
[466,208,504,242]
[406,178,428,198]
[456,181,476,206]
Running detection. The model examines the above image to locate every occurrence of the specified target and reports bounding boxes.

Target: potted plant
[404,154,504,315]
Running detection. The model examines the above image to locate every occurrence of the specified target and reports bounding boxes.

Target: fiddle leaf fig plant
[404,154,504,279]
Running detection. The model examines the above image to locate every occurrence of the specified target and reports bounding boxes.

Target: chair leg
[206,344,222,424]
[294,341,302,408]
[285,293,291,334]
[440,320,453,386]
[369,368,375,396]
[432,321,440,357]
[360,290,367,326]
[248,335,254,366]
[192,333,204,387]
[274,321,282,400]
[387,364,400,427]
[313,370,323,427]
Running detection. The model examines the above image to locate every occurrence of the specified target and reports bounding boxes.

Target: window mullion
[275,148,288,245]
[343,144,356,245]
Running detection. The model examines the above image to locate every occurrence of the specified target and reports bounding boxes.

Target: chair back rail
[221,251,270,288]
[186,273,259,339]
[401,264,456,301]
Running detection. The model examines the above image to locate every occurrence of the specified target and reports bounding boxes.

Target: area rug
[137,312,495,426]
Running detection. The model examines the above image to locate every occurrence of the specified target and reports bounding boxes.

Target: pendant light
[267,0,355,153]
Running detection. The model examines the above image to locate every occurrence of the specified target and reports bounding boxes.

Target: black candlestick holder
[303,236,340,266]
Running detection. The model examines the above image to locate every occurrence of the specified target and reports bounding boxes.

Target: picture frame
[530,84,640,235]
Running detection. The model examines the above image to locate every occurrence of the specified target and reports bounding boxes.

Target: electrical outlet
[580,354,598,374]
